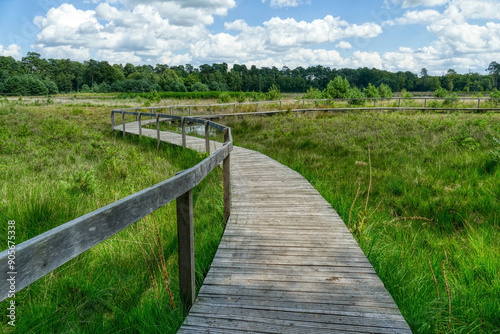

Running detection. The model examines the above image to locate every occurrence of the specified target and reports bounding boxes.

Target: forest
[0,52,499,96]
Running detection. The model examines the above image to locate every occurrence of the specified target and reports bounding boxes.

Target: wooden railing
[0,109,233,311]
[127,97,500,117]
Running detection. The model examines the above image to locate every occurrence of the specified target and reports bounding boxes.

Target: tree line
[0,52,499,96]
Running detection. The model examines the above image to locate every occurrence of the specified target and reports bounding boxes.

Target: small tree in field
[378,83,393,98]
[266,84,282,100]
[325,76,350,99]
[363,83,380,98]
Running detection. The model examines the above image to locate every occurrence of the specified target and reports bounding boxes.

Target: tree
[363,83,380,98]
[487,61,500,89]
[325,76,351,99]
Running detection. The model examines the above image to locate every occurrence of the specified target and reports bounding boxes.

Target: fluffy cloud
[261,0,309,8]
[0,44,22,59]
[196,15,382,62]
[391,0,449,8]
[33,3,209,63]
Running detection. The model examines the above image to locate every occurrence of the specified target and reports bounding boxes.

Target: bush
[325,76,351,99]
[363,83,380,98]
[302,87,323,100]
[4,75,49,96]
[191,82,209,92]
[236,92,246,103]
[434,87,448,98]
[217,92,232,103]
[349,87,365,106]
[266,84,282,101]
[378,83,393,98]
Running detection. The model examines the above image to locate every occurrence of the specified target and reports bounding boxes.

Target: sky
[0,0,499,75]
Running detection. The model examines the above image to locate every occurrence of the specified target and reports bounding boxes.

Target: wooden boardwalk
[117,120,411,333]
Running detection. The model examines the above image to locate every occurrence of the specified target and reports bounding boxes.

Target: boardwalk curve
[117,119,411,333]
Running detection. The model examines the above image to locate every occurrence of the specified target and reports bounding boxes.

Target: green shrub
[378,83,393,98]
[325,76,351,99]
[364,83,380,98]
[266,84,282,101]
[434,87,448,98]
[217,92,232,103]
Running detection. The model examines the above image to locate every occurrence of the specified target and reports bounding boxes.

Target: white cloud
[385,9,441,25]
[391,0,449,8]
[0,44,22,59]
[336,41,352,49]
[261,0,309,8]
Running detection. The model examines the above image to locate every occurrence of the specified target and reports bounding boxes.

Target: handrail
[112,97,500,118]
[0,110,232,312]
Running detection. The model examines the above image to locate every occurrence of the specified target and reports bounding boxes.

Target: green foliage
[348,86,365,105]
[217,91,232,103]
[325,76,351,99]
[363,83,381,98]
[190,82,209,92]
[400,89,413,98]
[378,83,393,98]
[302,87,323,100]
[266,84,282,101]
[435,87,449,98]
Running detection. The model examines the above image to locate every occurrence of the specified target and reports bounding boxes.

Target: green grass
[222,110,500,334]
[0,99,225,333]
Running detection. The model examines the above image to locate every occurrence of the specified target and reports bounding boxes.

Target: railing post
[176,189,195,313]
[209,105,212,115]
[181,117,186,148]
[135,108,138,121]
[303,99,305,108]
[349,99,352,108]
[280,100,282,109]
[451,99,454,109]
[373,99,376,108]
[205,120,210,154]
[122,111,126,137]
[478,98,481,109]
[138,112,142,137]
[156,114,160,150]
[234,103,236,113]
[223,128,231,222]
[111,111,115,131]
[326,99,328,108]
[398,98,401,107]
[256,103,259,113]
[170,106,173,116]
[188,106,191,116]
[424,98,427,108]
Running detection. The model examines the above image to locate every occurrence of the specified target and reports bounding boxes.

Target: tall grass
[0,99,225,333]
[223,110,500,333]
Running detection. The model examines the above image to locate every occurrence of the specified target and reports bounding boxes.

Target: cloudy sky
[0,0,499,74]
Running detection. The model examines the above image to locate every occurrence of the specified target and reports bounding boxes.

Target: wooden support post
[279,100,282,109]
[398,98,401,107]
[303,99,305,108]
[256,103,259,113]
[349,99,352,108]
[181,117,186,148]
[122,111,126,137]
[170,106,173,116]
[373,99,376,107]
[478,98,481,108]
[424,99,427,108]
[156,114,160,150]
[451,99,454,109]
[138,113,142,137]
[223,128,231,222]
[234,103,236,113]
[326,100,328,108]
[176,189,195,312]
[188,106,191,116]
[204,121,210,154]
[111,111,115,131]
[209,105,212,115]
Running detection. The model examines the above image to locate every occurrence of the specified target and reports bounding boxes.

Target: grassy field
[0,97,225,333]
[221,110,500,334]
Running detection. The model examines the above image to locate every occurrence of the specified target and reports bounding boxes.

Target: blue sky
[0,0,499,74]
